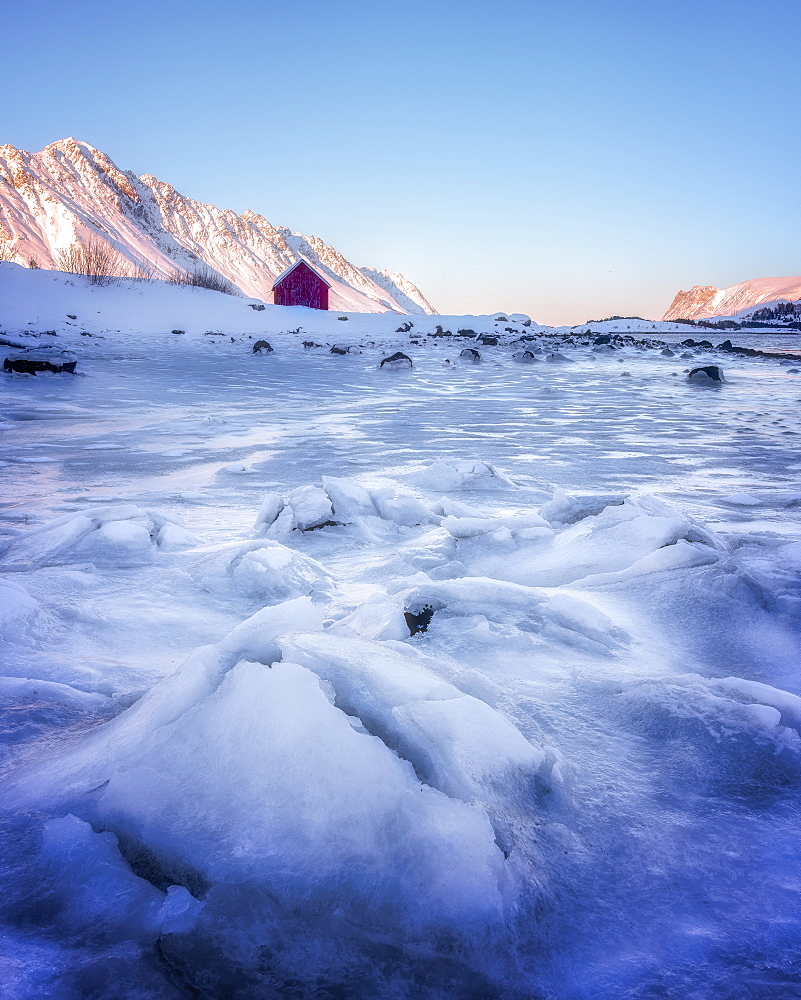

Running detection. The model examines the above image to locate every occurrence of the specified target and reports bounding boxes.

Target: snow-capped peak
[0,139,436,314]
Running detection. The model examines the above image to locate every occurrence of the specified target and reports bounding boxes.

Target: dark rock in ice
[456,329,476,338]
[512,350,538,363]
[252,340,273,354]
[380,352,413,369]
[660,348,675,356]
[247,303,266,311]
[460,348,481,361]
[404,605,436,635]
[302,341,324,348]
[594,334,612,344]
[4,353,77,375]
[479,335,498,346]
[688,365,725,384]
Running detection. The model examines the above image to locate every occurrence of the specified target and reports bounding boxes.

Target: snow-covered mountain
[662,275,801,321]
[0,138,436,315]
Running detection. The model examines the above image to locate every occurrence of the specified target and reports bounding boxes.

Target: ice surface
[0,300,800,999]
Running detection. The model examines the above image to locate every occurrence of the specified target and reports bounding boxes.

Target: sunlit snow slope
[0,138,436,315]
[663,275,801,320]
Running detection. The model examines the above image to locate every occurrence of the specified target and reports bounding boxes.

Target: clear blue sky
[5,0,800,323]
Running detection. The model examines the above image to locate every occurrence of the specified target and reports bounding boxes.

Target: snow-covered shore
[1,266,800,999]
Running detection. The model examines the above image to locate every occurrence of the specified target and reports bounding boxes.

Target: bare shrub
[167,263,239,296]
[57,235,125,286]
[128,261,155,282]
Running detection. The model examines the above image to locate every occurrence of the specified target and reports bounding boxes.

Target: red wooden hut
[272,259,331,310]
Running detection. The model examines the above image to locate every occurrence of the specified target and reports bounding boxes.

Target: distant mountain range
[0,138,436,315]
[663,275,801,321]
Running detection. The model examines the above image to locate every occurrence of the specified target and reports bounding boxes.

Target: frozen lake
[1,338,800,999]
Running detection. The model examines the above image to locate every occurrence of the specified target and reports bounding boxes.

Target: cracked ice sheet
[0,342,799,1000]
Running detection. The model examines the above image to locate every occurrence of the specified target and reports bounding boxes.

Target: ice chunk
[254,485,338,534]
[539,488,627,525]
[283,485,337,530]
[321,475,379,521]
[8,598,324,806]
[194,539,333,602]
[30,658,508,953]
[369,484,433,526]
[337,593,410,641]
[281,630,545,801]
[39,815,170,941]
[496,495,724,588]
[0,505,191,570]
[407,461,515,491]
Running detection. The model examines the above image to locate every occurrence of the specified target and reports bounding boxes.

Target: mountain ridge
[662,274,801,321]
[0,138,436,314]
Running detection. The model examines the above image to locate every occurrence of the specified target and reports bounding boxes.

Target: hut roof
[271,258,332,290]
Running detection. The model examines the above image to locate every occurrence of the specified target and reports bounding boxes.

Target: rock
[456,329,476,338]
[380,352,413,370]
[330,345,360,355]
[594,334,612,344]
[247,303,266,311]
[512,350,538,363]
[4,353,76,375]
[459,348,481,362]
[396,321,413,333]
[302,341,324,348]
[252,340,273,354]
[687,365,725,384]
[404,605,435,636]
[545,352,573,363]
[660,348,675,356]
[478,335,498,346]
